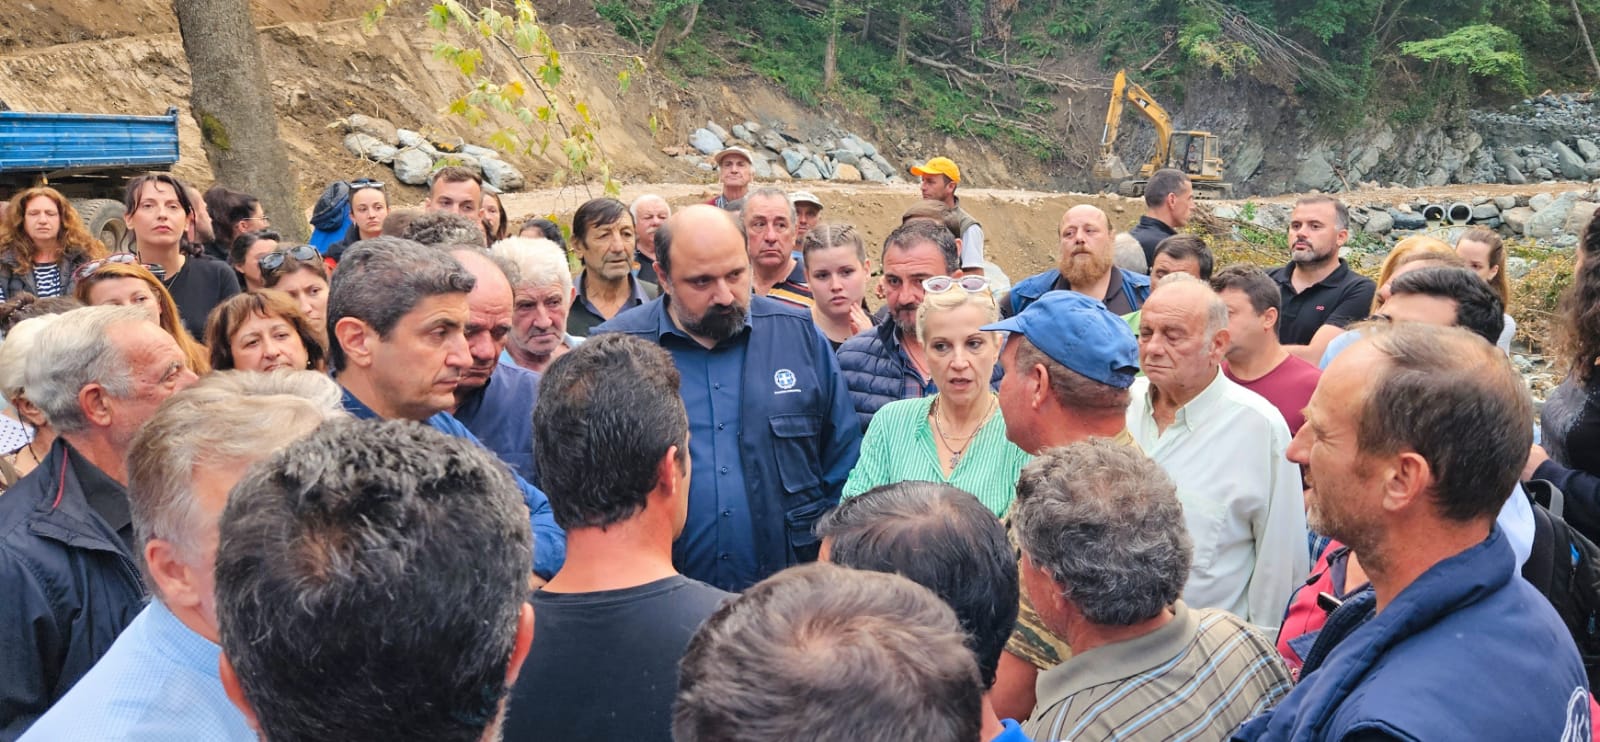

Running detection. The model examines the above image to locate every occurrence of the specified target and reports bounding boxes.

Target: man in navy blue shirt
[596,205,860,592]
[447,246,542,484]
[327,237,564,579]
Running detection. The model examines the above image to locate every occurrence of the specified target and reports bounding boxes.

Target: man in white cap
[910,156,985,275]
[791,191,823,242]
[708,147,754,210]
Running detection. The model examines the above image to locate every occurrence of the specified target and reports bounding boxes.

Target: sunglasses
[73,253,140,281]
[349,178,386,191]
[922,275,991,294]
[258,244,321,274]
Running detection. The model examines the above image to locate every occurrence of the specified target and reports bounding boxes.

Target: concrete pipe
[1422,204,1446,222]
[1448,202,1473,224]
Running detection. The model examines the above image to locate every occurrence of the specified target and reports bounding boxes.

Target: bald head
[658,204,746,280]
[1138,274,1230,392]
[1065,204,1111,231]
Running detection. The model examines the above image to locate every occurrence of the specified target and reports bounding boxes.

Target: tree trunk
[823,0,840,90]
[173,0,306,241]
[896,13,909,66]
[1572,0,1600,83]
[648,1,702,64]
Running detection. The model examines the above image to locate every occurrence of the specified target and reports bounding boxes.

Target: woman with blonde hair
[0,186,109,300]
[72,257,211,375]
[1456,227,1517,350]
[842,275,1030,516]
[1371,235,1454,311]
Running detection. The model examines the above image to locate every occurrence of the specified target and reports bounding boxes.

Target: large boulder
[1495,147,1525,173]
[393,149,435,185]
[1494,195,1518,211]
[1531,192,1556,211]
[1566,201,1600,236]
[480,158,526,192]
[1502,206,1535,234]
[751,155,774,179]
[1578,139,1600,163]
[1362,208,1394,234]
[347,114,399,146]
[689,128,724,155]
[858,159,887,182]
[794,160,823,180]
[731,124,752,142]
[705,121,731,143]
[759,130,788,153]
[851,135,879,158]
[1470,203,1500,222]
[1554,142,1589,180]
[462,144,500,161]
[1525,194,1577,238]
[834,163,863,181]
[1293,146,1339,191]
[780,149,806,174]
[829,149,861,166]
[1505,164,1528,185]
[434,154,482,180]
[342,132,386,160]
[1388,209,1426,231]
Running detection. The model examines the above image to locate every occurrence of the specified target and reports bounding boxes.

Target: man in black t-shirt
[1268,195,1376,363]
[502,333,729,742]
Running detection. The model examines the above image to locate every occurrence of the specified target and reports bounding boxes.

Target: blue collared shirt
[453,362,542,483]
[340,387,566,578]
[20,601,253,741]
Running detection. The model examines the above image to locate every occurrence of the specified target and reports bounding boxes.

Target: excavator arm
[1095,69,1177,180]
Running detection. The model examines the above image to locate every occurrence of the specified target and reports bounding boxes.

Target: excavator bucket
[1093,153,1130,181]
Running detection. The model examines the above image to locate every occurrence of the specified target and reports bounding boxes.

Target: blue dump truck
[0,106,181,247]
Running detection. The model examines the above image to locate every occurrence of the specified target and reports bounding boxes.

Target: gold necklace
[931,394,996,470]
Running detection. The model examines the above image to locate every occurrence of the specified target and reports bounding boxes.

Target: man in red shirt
[1212,265,1320,435]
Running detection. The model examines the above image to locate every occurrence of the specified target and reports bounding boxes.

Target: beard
[1062,248,1113,288]
[678,300,749,343]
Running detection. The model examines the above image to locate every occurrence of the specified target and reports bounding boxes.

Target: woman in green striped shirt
[843,276,1031,516]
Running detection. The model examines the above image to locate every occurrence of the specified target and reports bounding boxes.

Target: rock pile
[338,114,528,192]
[681,120,903,183]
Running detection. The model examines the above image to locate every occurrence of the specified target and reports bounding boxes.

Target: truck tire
[77,199,129,251]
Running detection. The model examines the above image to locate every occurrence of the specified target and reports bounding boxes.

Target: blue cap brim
[980,316,1025,334]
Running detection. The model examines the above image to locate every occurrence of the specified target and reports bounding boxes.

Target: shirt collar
[1036,601,1197,704]
[1143,367,1227,433]
[1278,258,1352,290]
[146,600,224,677]
[340,386,379,420]
[576,270,650,305]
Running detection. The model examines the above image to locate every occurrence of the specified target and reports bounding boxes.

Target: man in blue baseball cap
[977,289,1146,722]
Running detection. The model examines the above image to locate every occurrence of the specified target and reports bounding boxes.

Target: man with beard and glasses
[837,220,999,431]
[595,205,861,592]
[1270,195,1377,363]
[1004,204,1150,319]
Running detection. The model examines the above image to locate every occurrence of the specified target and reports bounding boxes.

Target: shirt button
[721,509,732,517]
[719,553,730,561]
[720,466,729,474]
[716,423,725,431]
[713,382,722,390]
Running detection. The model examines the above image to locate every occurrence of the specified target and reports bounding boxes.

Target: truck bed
[0,107,179,175]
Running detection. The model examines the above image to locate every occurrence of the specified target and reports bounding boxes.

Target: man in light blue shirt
[21,371,346,741]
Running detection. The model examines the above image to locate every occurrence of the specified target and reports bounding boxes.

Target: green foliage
[1400,24,1533,96]
[368,0,643,196]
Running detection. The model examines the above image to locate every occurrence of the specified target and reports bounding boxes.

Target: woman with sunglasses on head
[260,244,330,344]
[0,187,109,301]
[841,275,1030,517]
[127,174,242,339]
[801,224,876,349]
[230,230,282,292]
[73,257,211,375]
[205,290,327,373]
[328,178,389,264]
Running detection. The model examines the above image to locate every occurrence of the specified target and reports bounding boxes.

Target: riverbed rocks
[337,115,527,191]
[683,120,902,183]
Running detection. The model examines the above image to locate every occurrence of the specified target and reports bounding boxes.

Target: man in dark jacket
[1127,168,1194,267]
[448,246,542,483]
[1235,324,1589,741]
[0,305,199,739]
[836,220,993,430]
[596,205,860,592]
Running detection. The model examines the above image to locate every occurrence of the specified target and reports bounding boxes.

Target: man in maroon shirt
[1212,265,1320,435]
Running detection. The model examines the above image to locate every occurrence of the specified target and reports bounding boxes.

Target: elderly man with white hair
[1127,274,1307,634]
[0,305,200,737]
[491,237,586,374]
[21,371,346,741]
[630,194,671,286]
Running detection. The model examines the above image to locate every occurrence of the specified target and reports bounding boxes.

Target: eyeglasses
[922,275,991,294]
[72,252,139,281]
[258,244,321,274]
[241,215,271,229]
[349,178,386,191]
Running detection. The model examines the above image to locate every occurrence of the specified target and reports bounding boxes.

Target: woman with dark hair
[0,186,108,300]
[205,290,327,372]
[230,230,282,291]
[126,173,242,338]
[517,217,567,251]
[328,178,389,264]
[566,198,658,336]
[203,185,268,262]
[261,244,331,345]
[483,191,509,243]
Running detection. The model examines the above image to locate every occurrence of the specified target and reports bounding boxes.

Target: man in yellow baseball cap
[910,157,985,276]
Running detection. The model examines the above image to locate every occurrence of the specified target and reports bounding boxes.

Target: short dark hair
[429,165,483,190]
[229,229,282,268]
[534,333,688,529]
[1144,168,1191,208]
[654,207,743,280]
[381,208,423,238]
[124,173,195,219]
[205,289,327,372]
[882,219,959,274]
[403,211,486,248]
[205,185,262,244]
[1388,266,1504,345]
[1356,324,1532,522]
[571,198,631,250]
[1293,194,1349,231]
[1152,234,1213,280]
[215,418,531,742]
[1210,264,1281,329]
[517,217,567,250]
[674,562,982,742]
[1013,440,1191,626]
[815,482,1018,690]
[326,237,476,371]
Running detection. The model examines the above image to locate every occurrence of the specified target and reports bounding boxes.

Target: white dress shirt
[1127,369,1309,636]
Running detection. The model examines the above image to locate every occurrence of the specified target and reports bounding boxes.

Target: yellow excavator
[1094,69,1233,198]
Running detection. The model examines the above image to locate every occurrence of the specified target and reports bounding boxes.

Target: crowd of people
[0,152,1595,742]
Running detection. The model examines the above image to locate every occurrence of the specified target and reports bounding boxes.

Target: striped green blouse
[842,394,1033,517]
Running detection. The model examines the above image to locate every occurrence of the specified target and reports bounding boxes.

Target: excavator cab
[1097,70,1233,198]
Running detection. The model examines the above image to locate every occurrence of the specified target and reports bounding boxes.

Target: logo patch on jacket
[774,369,799,394]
